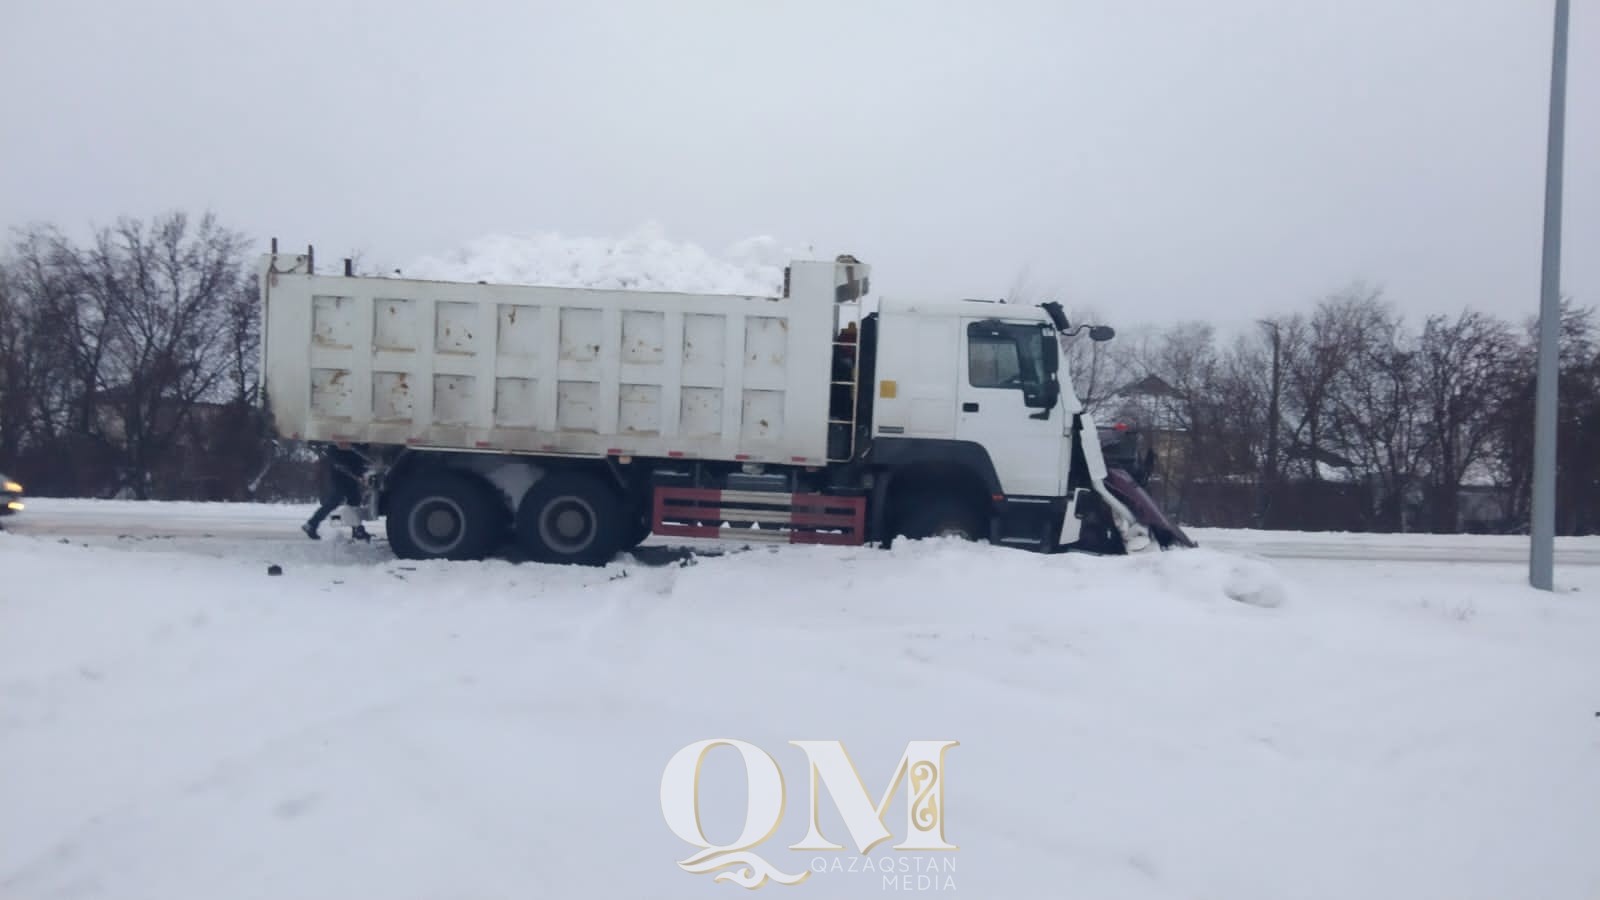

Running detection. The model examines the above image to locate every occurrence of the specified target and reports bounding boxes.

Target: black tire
[387,471,506,561]
[515,472,625,566]
[620,507,652,551]
[894,494,987,542]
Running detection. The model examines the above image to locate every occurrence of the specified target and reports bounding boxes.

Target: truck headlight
[2,481,20,494]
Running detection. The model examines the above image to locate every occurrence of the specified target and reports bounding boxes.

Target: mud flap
[1102,468,1198,549]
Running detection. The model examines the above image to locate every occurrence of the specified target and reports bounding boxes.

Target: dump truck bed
[259,255,844,464]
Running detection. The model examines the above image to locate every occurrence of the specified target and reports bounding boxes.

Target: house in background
[1101,374,1194,515]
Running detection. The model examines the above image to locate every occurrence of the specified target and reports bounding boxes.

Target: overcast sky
[2,0,1594,331]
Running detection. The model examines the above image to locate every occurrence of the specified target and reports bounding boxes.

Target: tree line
[1067,286,1598,535]
[1,211,1594,534]
[0,211,312,501]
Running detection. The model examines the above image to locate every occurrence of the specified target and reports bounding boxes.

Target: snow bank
[2,523,1597,899]
[400,224,796,296]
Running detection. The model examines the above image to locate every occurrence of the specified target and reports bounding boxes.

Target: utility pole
[1257,319,1282,529]
[1531,0,1569,591]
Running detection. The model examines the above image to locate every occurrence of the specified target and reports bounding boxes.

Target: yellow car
[0,473,22,515]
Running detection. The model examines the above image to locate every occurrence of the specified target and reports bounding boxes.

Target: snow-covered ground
[3,499,1598,899]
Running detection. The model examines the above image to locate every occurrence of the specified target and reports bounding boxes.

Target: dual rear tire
[387,469,632,566]
[387,472,508,561]
[514,472,628,566]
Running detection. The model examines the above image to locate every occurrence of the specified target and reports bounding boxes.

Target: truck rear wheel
[515,472,624,566]
[620,508,652,551]
[388,471,506,561]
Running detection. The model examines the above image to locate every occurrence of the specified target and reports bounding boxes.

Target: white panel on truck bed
[261,256,852,465]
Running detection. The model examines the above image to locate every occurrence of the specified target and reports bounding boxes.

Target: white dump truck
[259,245,1194,564]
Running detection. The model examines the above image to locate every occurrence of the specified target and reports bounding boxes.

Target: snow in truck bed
[398,225,794,296]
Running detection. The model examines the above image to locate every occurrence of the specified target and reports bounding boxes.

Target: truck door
[956,319,1064,497]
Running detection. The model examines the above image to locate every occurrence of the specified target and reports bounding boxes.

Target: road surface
[5,497,1598,567]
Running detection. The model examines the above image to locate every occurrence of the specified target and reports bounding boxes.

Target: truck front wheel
[388,472,506,561]
[895,495,987,543]
[515,472,624,566]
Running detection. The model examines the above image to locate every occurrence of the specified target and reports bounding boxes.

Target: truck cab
[860,295,1188,554]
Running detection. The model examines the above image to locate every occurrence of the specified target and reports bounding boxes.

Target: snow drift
[3,506,1598,900]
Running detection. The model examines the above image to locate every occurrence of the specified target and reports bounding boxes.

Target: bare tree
[59,212,250,497]
[0,263,31,462]
[1220,319,1286,525]
[1414,309,1517,531]
[1117,321,1247,519]
[1277,286,1388,480]
[1060,304,1133,415]
[1,226,118,492]
[1326,307,1426,529]
[224,272,263,406]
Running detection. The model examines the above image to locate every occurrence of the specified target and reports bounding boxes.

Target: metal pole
[1256,320,1281,529]
[1530,0,1569,591]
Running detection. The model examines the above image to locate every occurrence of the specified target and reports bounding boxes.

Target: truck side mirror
[1089,326,1115,342]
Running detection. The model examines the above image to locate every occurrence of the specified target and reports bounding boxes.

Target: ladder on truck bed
[827,298,864,462]
[650,261,872,546]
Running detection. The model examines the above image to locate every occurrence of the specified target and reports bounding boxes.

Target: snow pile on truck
[401,226,792,296]
[260,241,1193,565]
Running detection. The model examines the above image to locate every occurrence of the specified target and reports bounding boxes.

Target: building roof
[1114,374,1181,398]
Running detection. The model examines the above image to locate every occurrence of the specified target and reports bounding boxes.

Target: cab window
[967,321,1057,409]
